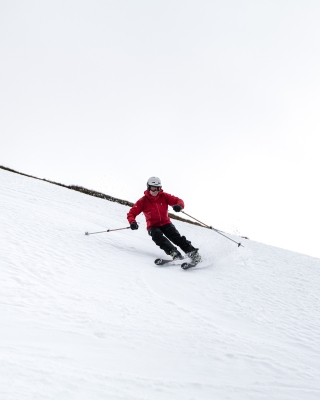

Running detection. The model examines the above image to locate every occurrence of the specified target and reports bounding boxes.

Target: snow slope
[1,169,320,400]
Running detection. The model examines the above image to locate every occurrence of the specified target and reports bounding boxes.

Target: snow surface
[1,169,320,400]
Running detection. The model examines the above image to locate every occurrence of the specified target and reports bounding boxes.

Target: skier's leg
[148,227,177,255]
[161,224,201,262]
[160,224,196,253]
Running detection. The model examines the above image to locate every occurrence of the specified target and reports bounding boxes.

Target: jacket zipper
[156,202,161,224]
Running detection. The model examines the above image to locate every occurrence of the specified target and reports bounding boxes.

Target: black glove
[173,204,182,212]
[130,222,139,230]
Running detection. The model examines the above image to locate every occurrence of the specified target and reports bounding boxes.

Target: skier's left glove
[130,222,139,230]
[173,204,183,212]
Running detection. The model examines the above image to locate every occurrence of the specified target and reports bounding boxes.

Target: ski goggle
[149,186,161,192]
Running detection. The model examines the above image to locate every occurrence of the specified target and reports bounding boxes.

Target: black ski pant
[148,223,195,255]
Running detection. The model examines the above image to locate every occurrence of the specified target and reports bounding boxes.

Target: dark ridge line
[0,165,203,227]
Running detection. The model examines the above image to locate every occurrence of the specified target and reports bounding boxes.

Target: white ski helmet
[147,176,162,188]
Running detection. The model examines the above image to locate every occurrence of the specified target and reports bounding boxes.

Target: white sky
[1,0,320,258]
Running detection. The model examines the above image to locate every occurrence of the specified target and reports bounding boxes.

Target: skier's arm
[127,197,144,224]
[164,193,184,210]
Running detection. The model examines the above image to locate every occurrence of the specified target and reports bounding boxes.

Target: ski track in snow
[1,169,320,400]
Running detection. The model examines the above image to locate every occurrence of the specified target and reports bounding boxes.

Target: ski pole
[85,226,130,235]
[181,211,243,247]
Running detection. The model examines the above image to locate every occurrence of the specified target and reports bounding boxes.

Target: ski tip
[85,232,89,235]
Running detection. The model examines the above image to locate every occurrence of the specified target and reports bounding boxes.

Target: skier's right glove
[130,222,139,230]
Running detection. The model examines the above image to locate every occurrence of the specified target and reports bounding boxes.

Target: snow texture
[1,169,320,400]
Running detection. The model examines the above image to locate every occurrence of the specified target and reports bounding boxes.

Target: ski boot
[187,249,201,263]
[170,249,184,260]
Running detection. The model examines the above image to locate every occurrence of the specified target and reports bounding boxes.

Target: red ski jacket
[127,190,184,230]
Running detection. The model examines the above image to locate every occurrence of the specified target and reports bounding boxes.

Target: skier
[127,177,201,263]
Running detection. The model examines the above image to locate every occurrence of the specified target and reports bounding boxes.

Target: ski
[154,257,186,266]
[154,258,176,266]
[154,258,170,265]
[154,258,199,269]
[181,261,199,270]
